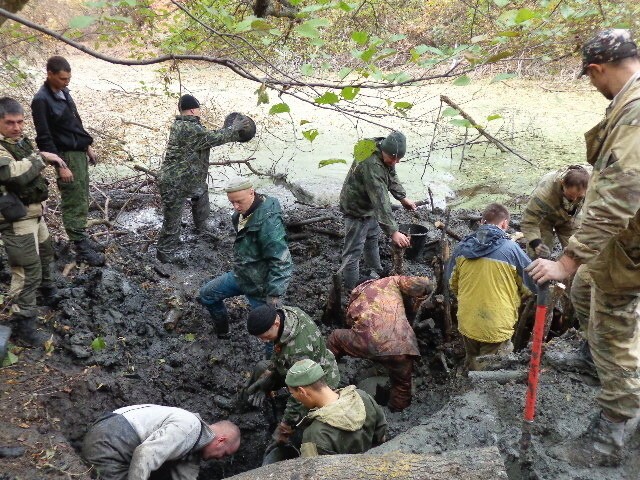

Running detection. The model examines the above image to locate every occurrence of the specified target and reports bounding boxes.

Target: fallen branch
[121,119,158,131]
[434,220,463,241]
[133,164,158,178]
[440,95,534,166]
[286,216,332,228]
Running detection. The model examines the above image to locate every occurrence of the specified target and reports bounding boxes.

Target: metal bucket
[399,223,430,260]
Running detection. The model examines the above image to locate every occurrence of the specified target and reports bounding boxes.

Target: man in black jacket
[31,56,104,266]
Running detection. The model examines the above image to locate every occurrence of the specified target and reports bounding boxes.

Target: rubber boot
[38,285,61,307]
[74,239,106,267]
[0,324,11,363]
[548,411,626,467]
[208,311,230,338]
[86,238,106,253]
[11,316,51,347]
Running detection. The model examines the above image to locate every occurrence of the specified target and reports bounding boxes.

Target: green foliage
[442,107,460,117]
[269,103,291,114]
[69,16,97,29]
[91,337,107,351]
[353,138,377,162]
[449,118,474,128]
[315,92,340,104]
[318,158,348,168]
[1,350,18,367]
[340,86,360,100]
[302,128,319,142]
[491,73,517,83]
[453,75,471,86]
[184,333,196,341]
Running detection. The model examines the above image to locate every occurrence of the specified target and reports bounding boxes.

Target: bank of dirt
[0,187,637,480]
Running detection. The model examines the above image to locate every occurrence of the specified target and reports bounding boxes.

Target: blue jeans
[199,271,273,356]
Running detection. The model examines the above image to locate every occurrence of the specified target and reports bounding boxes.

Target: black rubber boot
[208,311,230,338]
[74,239,106,267]
[11,316,51,347]
[38,285,61,307]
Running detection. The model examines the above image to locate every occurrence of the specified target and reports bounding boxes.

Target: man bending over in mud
[82,404,240,479]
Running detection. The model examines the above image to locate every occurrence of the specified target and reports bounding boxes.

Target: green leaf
[1,350,18,367]
[235,18,254,32]
[301,63,314,76]
[353,139,377,162]
[338,67,352,80]
[442,107,460,117]
[514,8,538,23]
[490,73,517,83]
[340,86,360,101]
[487,114,502,121]
[359,46,377,63]
[69,16,96,29]
[388,34,406,43]
[184,333,196,342]
[485,50,513,63]
[91,337,106,351]
[302,129,319,142]
[351,31,368,45]
[122,0,137,5]
[412,45,430,56]
[496,30,520,37]
[450,118,473,128]
[452,75,471,86]
[314,92,340,104]
[493,0,510,6]
[300,120,311,125]
[394,101,413,111]
[318,158,348,168]
[251,19,272,30]
[338,1,353,11]
[295,22,320,39]
[269,103,290,114]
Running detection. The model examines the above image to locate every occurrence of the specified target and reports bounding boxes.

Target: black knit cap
[247,305,278,336]
[178,94,200,111]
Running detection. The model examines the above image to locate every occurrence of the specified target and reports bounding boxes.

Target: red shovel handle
[523,284,549,422]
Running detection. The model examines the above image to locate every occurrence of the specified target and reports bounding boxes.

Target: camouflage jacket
[344,276,431,358]
[339,148,406,235]
[0,136,47,222]
[272,306,340,426]
[232,195,293,299]
[159,115,240,193]
[565,75,640,279]
[521,169,584,247]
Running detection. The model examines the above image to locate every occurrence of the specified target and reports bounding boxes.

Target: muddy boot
[38,285,61,308]
[548,411,626,467]
[545,338,598,378]
[156,250,187,267]
[86,238,106,253]
[208,311,230,338]
[74,239,106,267]
[0,324,11,363]
[11,315,51,348]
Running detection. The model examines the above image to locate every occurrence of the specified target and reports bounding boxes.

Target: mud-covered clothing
[521,168,585,251]
[157,115,241,254]
[341,216,383,291]
[448,224,536,344]
[31,83,93,155]
[231,195,292,299]
[462,337,514,371]
[564,75,640,421]
[82,404,215,480]
[271,306,340,426]
[0,139,54,317]
[339,149,406,236]
[299,386,387,457]
[31,83,94,242]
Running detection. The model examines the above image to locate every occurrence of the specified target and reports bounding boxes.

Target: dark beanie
[247,305,278,336]
[178,94,200,111]
[380,131,406,158]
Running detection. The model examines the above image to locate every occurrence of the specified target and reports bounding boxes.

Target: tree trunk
[224,447,507,480]
[0,0,29,26]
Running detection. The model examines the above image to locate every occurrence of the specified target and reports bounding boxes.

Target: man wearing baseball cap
[285,359,387,458]
[156,94,256,264]
[528,29,640,466]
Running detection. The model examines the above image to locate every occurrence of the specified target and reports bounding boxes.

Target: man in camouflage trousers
[156,94,254,264]
[528,29,640,466]
[245,304,340,465]
[339,131,416,290]
[327,275,432,412]
[31,56,104,267]
[0,97,66,346]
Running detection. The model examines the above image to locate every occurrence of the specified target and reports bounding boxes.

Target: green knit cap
[285,359,325,387]
[380,131,406,158]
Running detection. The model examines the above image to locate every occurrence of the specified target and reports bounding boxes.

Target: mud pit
[0,190,637,480]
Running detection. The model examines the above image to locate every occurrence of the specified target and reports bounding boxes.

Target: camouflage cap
[579,29,638,77]
[285,359,325,387]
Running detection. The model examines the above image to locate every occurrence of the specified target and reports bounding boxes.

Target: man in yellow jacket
[448,203,536,371]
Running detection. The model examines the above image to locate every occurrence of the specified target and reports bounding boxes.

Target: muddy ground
[0,183,635,480]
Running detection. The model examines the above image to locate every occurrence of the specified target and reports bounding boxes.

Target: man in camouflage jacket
[328,275,431,411]
[0,97,66,346]
[245,304,340,463]
[338,131,416,290]
[529,29,640,466]
[156,94,253,263]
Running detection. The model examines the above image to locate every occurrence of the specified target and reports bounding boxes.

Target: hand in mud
[534,243,551,259]
[272,421,294,444]
[400,198,417,211]
[265,296,282,309]
[247,391,266,408]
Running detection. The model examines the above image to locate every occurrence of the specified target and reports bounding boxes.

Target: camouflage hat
[224,177,253,193]
[285,359,325,387]
[380,131,406,159]
[579,29,638,77]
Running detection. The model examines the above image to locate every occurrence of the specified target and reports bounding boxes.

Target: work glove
[238,368,274,408]
[534,243,551,259]
[271,421,295,444]
[247,391,267,408]
[265,296,283,309]
[231,114,253,133]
